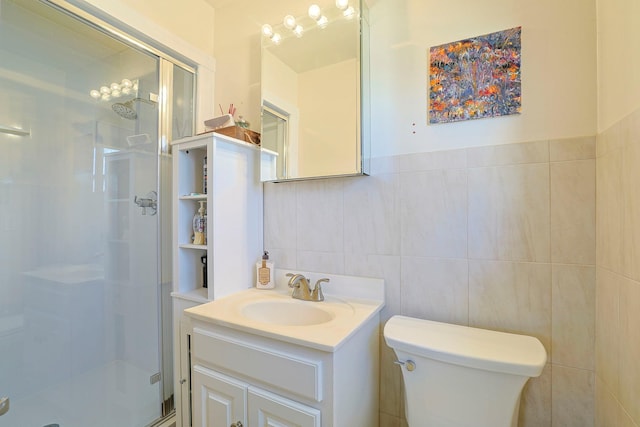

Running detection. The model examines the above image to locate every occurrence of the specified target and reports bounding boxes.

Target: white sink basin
[241,300,335,326]
[184,270,385,351]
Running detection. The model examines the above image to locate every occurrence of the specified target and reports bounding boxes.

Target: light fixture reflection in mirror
[262,2,356,44]
[308,4,321,20]
[260,0,370,182]
[283,15,296,29]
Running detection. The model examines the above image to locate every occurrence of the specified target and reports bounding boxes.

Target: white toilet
[383,315,546,427]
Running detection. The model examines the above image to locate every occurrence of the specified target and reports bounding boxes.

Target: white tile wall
[264,136,597,426]
[596,108,640,427]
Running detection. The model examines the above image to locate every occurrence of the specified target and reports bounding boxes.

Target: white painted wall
[298,59,359,176]
[70,0,600,158]
[262,53,358,176]
[82,0,216,58]
[597,0,640,130]
[211,3,263,132]
[213,0,597,158]
[369,0,597,157]
[262,50,299,109]
[73,0,599,155]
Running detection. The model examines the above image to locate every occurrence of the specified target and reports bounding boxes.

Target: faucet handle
[286,273,297,288]
[312,278,329,301]
[286,273,307,288]
[315,278,330,286]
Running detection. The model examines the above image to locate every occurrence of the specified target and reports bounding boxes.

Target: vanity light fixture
[343,6,355,19]
[335,0,349,10]
[263,1,354,43]
[262,24,282,44]
[335,0,355,19]
[308,4,321,20]
[308,4,328,28]
[89,78,138,101]
[316,15,329,28]
[283,15,303,37]
[262,23,274,37]
[283,15,296,29]
[261,24,282,44]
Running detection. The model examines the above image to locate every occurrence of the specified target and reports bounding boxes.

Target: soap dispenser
[192,201,206,245]
[256,251,275,289]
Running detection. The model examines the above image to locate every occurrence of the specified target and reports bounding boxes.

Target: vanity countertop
[184,270,385,352]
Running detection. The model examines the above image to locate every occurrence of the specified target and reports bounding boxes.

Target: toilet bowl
[383,315,546,427]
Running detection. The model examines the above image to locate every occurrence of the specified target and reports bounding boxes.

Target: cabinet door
[192,366,247,427]
[248,387,321,427]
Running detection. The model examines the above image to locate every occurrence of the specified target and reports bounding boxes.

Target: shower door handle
[0,396,9,416]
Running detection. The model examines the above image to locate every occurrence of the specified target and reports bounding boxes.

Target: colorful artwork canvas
[429,27,522,124]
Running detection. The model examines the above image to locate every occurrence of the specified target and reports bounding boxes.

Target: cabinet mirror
[260,0,370,182]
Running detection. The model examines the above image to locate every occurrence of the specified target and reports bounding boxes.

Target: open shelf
[171,133,262,301]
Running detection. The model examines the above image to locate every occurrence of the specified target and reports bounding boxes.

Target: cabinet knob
[230,422,243,427]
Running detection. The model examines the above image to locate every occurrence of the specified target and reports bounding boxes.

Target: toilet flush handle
[394,359,416,371]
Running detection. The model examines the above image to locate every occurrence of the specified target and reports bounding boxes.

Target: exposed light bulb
[293,25,304,37]
[317,15,328,28]
[261,23,273,37]
[90,90,101,99]
[283,15,296,30]
[100,86,110,94]
[122,87,131,95]
[308,4,321,20]
[101,94,111,101]
[121,78,132,88]
[271,33,282,44]
[343,6,355,19]
[110,82,121,91]
[133,82,139,91]
[336,0,349,11]
[111,90,121,98]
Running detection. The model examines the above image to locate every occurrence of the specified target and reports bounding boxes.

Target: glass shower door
[0,1,172,426]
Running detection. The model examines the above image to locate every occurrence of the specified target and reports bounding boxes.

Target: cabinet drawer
[193,327,323,402]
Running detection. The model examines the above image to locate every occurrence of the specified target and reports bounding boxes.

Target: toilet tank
[383,316,547,427]
[384,316,546,376]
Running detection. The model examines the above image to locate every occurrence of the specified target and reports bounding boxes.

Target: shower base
[2,360,159,427]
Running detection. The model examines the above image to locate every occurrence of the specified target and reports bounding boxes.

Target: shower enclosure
[0,1,195,426]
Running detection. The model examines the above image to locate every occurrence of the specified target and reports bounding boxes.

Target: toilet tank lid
[383,316,547,377]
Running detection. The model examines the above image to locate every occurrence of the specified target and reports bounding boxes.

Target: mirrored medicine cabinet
[260,0,370,182]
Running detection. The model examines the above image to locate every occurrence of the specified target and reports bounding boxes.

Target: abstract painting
[428,27,522,124]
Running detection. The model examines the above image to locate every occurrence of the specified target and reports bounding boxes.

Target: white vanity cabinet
[188,311,380,427]
[193,366,321,427]
[192,367,247,427]
[170,133,263,427]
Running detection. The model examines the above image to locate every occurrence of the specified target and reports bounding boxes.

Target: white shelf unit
[171,132,263,301]
[170,133,263,427]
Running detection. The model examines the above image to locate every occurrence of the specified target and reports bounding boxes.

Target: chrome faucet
[286,273,328,302]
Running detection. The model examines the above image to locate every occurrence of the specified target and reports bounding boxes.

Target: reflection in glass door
[0,1,193,426]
